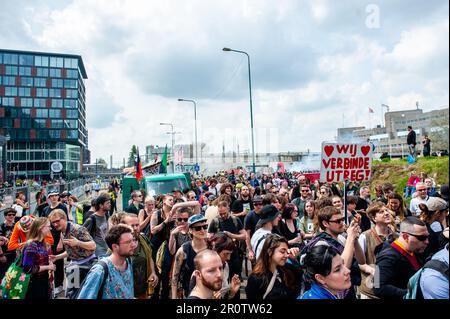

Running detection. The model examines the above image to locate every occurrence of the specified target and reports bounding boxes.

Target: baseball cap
[188,214,207,227]
[257,205,280,226]
[48,189,59,196]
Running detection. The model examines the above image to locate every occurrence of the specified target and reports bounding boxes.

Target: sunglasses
[405,232,428,241]
[254,203,263,206]
[192,224,208,231]
[328,218,345,224]
[7,213,16,217]
[177,218,188,222]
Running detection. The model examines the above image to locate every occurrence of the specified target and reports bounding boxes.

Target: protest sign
[320,142,373,183]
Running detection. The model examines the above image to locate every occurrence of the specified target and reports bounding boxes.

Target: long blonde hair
[27,217,49,245]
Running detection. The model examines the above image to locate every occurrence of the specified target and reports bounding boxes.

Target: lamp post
[178,98,199,169]
[160,122,175,173]
[223,47,256,174]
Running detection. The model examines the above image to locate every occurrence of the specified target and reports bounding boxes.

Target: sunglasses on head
[405,232,428,241]
[177,218,188,222]
[192,224,208,231]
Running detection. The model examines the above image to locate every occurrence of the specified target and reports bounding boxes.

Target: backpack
[404,259,449,299]
[73,260,108,299]
[84,214,98,238]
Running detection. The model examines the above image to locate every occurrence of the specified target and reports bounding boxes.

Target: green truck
[121,173,191,209]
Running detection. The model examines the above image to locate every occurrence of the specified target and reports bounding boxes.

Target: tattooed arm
[171,246,186,299]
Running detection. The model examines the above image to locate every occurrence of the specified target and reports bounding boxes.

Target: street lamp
[178,98,199,169]
[222,47,256,174]
[160,122,175,173]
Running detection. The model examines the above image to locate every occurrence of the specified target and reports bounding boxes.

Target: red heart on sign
[361,146,370,156]
[324,145,334,157]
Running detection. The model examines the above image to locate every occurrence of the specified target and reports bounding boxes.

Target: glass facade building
[0,49,88,180]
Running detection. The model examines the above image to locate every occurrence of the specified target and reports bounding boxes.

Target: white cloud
[0,0,448,168]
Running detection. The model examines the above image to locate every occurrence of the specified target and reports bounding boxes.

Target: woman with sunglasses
[299,245,351,299]
[0,208,17,279]
[168,208,191,256]
[22,217,56,299]
[279,204,304,249]
[171,214,209,299]
[246,234,301,299]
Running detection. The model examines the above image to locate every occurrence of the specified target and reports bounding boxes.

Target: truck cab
[122,173,191,209]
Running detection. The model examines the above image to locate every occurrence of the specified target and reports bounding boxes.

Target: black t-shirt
[356,197,369,211]
[279,220,300,241]
[244,210,261,237]
[208,216,243,235]
[231,198,254,215]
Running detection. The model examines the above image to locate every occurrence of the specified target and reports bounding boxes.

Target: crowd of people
[0,171,448,300]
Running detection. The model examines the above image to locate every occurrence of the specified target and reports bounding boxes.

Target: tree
[128,145,137,167]
[97,158,108,169]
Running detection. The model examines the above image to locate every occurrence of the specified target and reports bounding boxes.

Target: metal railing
[0,178,110,224]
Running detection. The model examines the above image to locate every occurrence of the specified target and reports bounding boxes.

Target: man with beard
[188,249,224,299]
[48,209,96,299]
[77,224,137,299]
[123,214,158,299]
[231,185,254,227]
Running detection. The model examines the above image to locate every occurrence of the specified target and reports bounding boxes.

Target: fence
[0,179,110,224]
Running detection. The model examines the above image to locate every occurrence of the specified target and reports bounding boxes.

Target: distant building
[0,49,89,180]
[337,106,449,157]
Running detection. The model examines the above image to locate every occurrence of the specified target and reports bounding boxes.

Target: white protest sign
[320,142,373,183]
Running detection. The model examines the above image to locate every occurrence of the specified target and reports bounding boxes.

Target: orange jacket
[7,221,54,251]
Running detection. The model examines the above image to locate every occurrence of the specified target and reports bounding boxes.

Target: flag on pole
[159,145,168,174]
[135,147,143,181]
[368,107,374,113]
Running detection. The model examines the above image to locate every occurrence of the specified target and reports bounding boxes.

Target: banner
[320,142,373,183]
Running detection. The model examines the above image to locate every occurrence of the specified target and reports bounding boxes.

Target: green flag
[159,145,168,174]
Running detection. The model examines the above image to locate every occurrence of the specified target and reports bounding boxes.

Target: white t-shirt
[251,228,271,260]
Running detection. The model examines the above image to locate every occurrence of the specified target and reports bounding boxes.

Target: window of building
[34,98,46,107]
[34,78,46,87]
[67,69,78,78]
[37,130,50,139]
[49,89,62,98]
[65,120,78,129]
[49,130,61,139]
[21,119,32,128]
[2,97,14,106]
[51,120,63,128]
[33,119,46,128]
[67,130,78,139]
[50,57,57,67]
[52,99,63,108]
[20,98,33,107]
[66,89,78,98]
[66,110,78,118]
[49,68,61,77]
[36,88,48,97]
[36,109,48,118]
[64,79,78,88]
[63,99,77,108]
[37,67,49,77]
[3,53,18,64]
[21,77,33,86]
[19,55,34,66]
[52,78,63,88]
[5,66,18,75]
[18,87,31,97]
[19,66,32,76]
[5,87,17,96]
[20,109,31,117]
[2,76,15,86]
[49,109,61,118]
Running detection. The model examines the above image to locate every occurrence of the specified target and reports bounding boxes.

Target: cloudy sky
[1,0,448,166]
